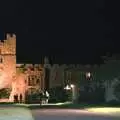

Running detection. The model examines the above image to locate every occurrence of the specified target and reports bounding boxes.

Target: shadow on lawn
[1,102,120,110]
[27,103,120,110]
[0,102,27,109]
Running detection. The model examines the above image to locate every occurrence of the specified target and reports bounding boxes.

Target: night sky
[0,1,119,64]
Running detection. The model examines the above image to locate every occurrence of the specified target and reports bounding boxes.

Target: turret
[44,56,51,69]
[44,56,51,91]
[6,33,16,40]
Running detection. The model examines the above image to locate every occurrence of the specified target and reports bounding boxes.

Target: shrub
[78,86,105,104]
[0,88,11,99]
[49,86,69,103]
[106,100,120,106]
[114,82,120,101]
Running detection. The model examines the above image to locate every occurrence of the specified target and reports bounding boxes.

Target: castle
[0,33,93,103]
[0,34,76,102]
[0,34,46,102]
[1,33,120,103]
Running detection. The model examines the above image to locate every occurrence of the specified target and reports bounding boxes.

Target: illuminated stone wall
[24,64,44,94]
[1,33,101,103]
[0,34,45,102]
[0,34,16,90]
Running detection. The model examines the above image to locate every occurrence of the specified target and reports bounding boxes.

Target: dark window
[36,79,39,84]
[31,68,34,71]
[32,78,35,86]
[0,56,3,63]
[25,80,27,83]
[28,75,37,86]
[28,76,31,86]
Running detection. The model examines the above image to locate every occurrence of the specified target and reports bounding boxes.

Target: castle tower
[44,56,51,91]
[0,33,16,89]
[44,56,51,68]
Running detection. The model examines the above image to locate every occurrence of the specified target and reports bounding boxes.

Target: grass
[1,102,120,118]
[0,105,34,120]
[1,101,120,110]
[26,101,120,110]
[1,102,90,109]
[26,102,106,109]
[0,102,14,104]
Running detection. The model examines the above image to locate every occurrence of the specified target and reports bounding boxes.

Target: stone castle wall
[0,34,16,90]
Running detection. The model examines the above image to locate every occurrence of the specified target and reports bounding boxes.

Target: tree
[49,86,68,103]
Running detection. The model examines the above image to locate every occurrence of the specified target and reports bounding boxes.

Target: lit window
[86,72,91,78]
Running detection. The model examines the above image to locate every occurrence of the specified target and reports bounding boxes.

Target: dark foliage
[114,82,120,101]
[78,86,105,104]
[106,100,120,106]
[0,88,11,99]
[49,86,69,103]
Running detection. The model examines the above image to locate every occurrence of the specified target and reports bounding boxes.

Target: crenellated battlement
[5,33,16,40]
[0,33,16,55]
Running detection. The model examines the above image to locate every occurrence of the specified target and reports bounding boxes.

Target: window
[31,68,34,71]
[32,77,35,86]
[0,56,3,63]
[28,75,37,86]
[28,88,36,94]
[36,79,39,84]
[25,80,27,84]
[28,76,31,86]
[55,72,58,80]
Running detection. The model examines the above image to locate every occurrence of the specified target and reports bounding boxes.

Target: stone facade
[49,64,66,88]
[0,34,16,102]
[0,34,70,102]
[24,64,45,95]
[0,34,45,102]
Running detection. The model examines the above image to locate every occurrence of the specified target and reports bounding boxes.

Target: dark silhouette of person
[14,94,18,103]
[39,91,43,105]
[14,95,16,103]
[16,94,18,103]
[20,94,22,103]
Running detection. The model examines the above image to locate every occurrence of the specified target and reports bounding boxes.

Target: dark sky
[0,1,119,64]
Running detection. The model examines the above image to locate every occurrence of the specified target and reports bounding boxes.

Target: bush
[78,87,105,104]
[106,100,120,106]
[49,86,69,103]
[25,91,40,104]
[114,82,120,101]
[0,88,11,99]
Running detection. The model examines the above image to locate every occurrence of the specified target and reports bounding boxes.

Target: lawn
[27,102,120,109]
[1,102,120,117]
[0,106,34,120]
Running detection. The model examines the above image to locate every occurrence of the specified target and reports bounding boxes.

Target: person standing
[39,91,43,106]
[20,94,22,103]
[14,94,18,103]
[14,95,16,103]
[45,91,49,104]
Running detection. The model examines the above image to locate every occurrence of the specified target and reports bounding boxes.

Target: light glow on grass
[86,107,120,114]
[56,102,71,105]
[20,102,72,106]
